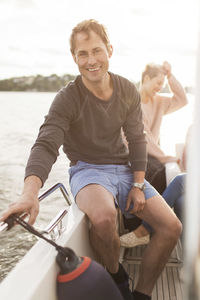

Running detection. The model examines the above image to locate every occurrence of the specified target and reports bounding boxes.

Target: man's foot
[132,290,151,299]
[120,232,150,248]
[109,263,134,300]
[117,278,134,300]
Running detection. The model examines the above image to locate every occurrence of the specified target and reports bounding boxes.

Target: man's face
[73,30,112,84]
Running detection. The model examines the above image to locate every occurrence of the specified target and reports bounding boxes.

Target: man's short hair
[141,63,166,83]
[70,19,110,55]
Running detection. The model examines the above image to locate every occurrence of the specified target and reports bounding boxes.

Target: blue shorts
[69,161,158,219]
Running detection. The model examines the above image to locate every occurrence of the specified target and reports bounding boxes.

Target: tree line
[0,74,76,92]
[0,73,193,93]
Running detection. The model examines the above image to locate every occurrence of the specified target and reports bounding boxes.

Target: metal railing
[0,183,72,235]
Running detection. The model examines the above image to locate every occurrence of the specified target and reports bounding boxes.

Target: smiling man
[1,20,182,300]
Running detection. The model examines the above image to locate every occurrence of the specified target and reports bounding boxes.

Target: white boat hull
[0,203,95,300]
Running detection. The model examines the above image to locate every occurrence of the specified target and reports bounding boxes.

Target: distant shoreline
[0,74,75,93]
[0,74,194,94]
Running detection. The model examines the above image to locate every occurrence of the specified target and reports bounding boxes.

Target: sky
[0,0,199,86]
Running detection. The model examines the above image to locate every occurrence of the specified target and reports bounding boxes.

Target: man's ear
[108,45,113,58]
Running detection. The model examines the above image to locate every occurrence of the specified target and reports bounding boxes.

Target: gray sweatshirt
[25,72,147,185]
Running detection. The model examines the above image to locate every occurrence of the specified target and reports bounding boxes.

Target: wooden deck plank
[152,286,157,300]
[172,267,183,299]
[167,267,177,299]
[156,272,164,300]
[161,268,170,300]
[124,263,183,300]
[122,243,183,300]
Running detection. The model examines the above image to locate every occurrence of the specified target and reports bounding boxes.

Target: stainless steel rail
[0,182,72,234]
[41,209,68,241]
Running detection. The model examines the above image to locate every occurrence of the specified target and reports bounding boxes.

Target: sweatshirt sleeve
[122,87,147,172]
[25,90,73,186]
[161,74,188,115]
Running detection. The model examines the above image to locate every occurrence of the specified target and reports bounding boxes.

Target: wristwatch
[132,182,145,191]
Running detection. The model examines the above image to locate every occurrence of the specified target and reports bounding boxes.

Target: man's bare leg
[77,184,134,300]
[134,194,182,295]
[76,184,120,273]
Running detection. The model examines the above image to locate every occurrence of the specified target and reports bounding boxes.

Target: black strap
[6,214,74,259]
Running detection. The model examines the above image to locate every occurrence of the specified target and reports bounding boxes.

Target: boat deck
[121,241,183,300]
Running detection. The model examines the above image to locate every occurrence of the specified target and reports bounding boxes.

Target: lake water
[0,91,195,282]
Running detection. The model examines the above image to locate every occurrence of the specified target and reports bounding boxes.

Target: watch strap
[132,182,145,191]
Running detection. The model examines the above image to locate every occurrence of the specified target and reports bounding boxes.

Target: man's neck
[82,73,113,101]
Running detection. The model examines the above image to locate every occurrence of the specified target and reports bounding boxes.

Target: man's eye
[78,53,87,57]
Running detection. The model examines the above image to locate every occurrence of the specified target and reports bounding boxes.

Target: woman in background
[121,61,188,246]
[140,61,187,193]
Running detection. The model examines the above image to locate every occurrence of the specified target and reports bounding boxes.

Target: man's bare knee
[156,216,182,242]
[91,208,117,241]
[170,217,182,239]
[93,207,117,229]
[139,195,182,241]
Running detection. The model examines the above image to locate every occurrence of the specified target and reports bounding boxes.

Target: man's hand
[125,187,146,214]
[0,175,42,225]
[1,193,39,225]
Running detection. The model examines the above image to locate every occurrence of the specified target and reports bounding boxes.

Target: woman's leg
[162,173,185,213]
[173,194,184,221]
[143,173,185,231]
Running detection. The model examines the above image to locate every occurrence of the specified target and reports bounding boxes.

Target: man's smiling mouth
[87,67,100,72]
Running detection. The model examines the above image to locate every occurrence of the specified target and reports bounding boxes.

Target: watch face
[133,183,145,191]
[139,183,145,191]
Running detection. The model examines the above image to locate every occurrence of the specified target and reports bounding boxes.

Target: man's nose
[87,53,97,65]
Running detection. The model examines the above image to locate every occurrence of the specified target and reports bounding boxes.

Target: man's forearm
[133,171,145,183]
[23,175,42,198]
